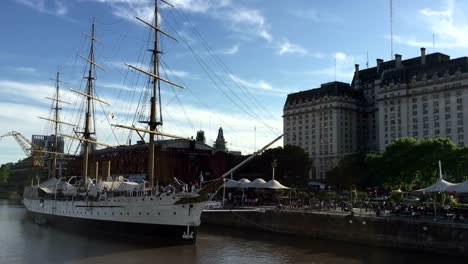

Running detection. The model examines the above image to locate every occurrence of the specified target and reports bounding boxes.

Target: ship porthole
[139,212,142,215]
[147,212,149,215]
[173,212,176,215]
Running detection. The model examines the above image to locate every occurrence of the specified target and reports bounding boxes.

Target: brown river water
[0,200,463,264]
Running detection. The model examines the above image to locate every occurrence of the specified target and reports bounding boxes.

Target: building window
[446,128,452,134]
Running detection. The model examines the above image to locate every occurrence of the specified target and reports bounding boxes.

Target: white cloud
[226,8,272,42]
[228,74,272,91]
[161,68,196,79]
[394,0,468,49]
[0,78,283,164]
[10,66,37,73]
[278,39,308,56]
[335,52,347,61]
[216,44,239,55]
[0,80,55,105]
[305,52,356,80]
[88,0,272,42]
[168,0,231,13]
[0,102,52,164]
[15,0,68,16]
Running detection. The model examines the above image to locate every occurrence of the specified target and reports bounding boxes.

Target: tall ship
[22,0,282,243]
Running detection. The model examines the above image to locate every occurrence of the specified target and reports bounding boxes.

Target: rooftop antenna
[390,0,394,59]
[366,51,369,69]
[254,126,256,153]
[334,56,337,81]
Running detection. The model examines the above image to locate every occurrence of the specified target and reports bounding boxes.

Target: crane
[1,131,44,167]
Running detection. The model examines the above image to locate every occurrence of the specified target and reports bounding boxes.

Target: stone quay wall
[201,209,468,256]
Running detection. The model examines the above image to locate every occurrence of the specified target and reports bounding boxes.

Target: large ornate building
[284,48,468,180]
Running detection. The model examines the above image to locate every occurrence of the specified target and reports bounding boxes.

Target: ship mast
[62,18,112,186]
[113,0,185,190]
[52,70,61,178]
[82,19,96,187]
[148,0,161,190]
[38,70,74,178]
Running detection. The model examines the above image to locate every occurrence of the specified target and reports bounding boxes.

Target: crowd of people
[218,190,468,223]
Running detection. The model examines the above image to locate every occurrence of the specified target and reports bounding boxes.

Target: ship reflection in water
[0,200,460,264]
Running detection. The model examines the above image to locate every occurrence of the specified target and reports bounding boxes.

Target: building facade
[283,82,366,180]
[284,48,468,180]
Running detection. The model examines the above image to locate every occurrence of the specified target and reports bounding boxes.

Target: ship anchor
[182,225,194,239]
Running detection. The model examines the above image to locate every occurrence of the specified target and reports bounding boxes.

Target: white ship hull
[23,189,208,242]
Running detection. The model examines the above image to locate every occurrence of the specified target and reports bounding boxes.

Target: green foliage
[317,190,337,201]
[325,152,382,190]
[366,138,468,190]
[0,164,10,184]
[389,192,403,202]
[297,191,308,200]
[325,138,468,191]
[447,195,458,206]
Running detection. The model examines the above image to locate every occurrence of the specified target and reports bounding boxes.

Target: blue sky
[1,0,468,164]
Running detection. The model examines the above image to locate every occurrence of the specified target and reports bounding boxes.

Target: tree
[325,152,382,190]
[0,164,10,184]
[367,137,465,190]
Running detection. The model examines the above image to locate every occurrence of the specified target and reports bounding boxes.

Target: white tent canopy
[243,178,267,188]
[263,179,290,189]
[414,178,457,193]
[445,180,468,193]
[224,179,240,188]
[238,178,251,184]
[224,177,289,189]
